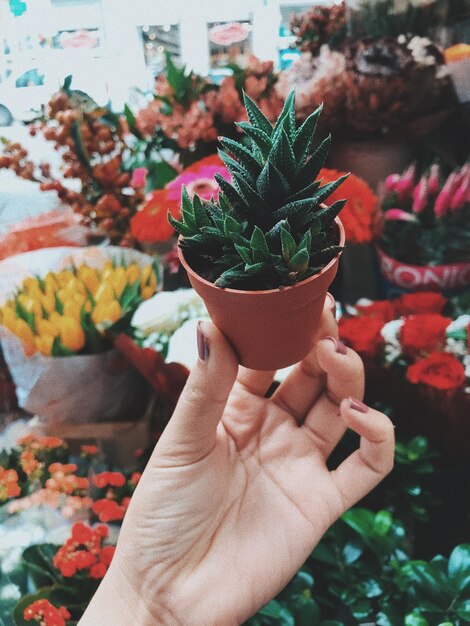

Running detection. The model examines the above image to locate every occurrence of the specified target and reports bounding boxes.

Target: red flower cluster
[53,522,115,579]
[338,316,384,358]
[18,435,65,450]
[80,444,99,457]
[394,292,446,316]
[92,497,130,523]
[400,314,451,357]
[93,471,126,489]
[24,599,70,626]
[407,352,466,391]
[46,463,89,496]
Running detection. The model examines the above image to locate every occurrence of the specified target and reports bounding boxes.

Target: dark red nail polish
[325,336,347,355]
[349,397,369,413]
[197,321,210,361]
[326,293,336,318]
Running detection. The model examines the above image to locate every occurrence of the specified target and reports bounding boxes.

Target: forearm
[78,565,175,626]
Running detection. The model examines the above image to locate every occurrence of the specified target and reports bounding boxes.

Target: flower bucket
[376,247,470,296]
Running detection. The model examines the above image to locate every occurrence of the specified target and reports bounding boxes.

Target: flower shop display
[0,77,145,247]
[0,246,159,424]
[377,163,470,293]
[170,93,347,369]
[338,291,470,453]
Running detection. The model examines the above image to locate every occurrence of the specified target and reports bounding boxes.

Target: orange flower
[81,444,99,456]
[319,168,377,244]
[20,449,43,478]
[130,189,180,243]
[0,467,21,501]
[46,463,89,495]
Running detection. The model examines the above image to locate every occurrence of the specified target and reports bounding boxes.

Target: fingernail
[349,397,369,413]
[326,293,336,318]
[324,336,347,355]
[197,321,210,361]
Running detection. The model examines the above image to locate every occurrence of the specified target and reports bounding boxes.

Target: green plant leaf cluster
[169,91,347,290]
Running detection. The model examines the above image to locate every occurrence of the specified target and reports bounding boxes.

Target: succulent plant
[169,91,347,290]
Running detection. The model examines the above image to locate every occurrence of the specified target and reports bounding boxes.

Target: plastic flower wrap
[275,46,346,131]
[378,163,470,265]
[0,247,159,423]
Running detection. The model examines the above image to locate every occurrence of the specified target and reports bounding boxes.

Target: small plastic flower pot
[178,218,345,370]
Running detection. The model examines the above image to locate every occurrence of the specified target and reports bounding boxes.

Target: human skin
[79,301,394,626]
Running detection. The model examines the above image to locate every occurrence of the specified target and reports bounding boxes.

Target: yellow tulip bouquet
[0,261,158,357]
[0,246,160,424]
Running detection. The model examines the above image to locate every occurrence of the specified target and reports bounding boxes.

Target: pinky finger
[330,397,395,513]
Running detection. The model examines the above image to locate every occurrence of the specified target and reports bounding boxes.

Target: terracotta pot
[376,246,470,293]
[178,219,345,370]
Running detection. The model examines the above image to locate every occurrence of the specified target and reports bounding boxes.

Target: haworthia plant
[169,91,348,290]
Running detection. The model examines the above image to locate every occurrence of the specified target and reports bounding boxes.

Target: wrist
[78,563,178,626]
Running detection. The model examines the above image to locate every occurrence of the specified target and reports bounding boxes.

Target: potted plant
[376,163,470,296]
[169,92,347,370]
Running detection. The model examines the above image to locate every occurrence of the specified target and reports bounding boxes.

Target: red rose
[339,316,384,358]
[356,300,395,323]
[400,314,451,357]
[395,292,447,316]
[407,352,465,391]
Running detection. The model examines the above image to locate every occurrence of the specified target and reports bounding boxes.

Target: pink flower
[384,208,418,222]
[427,164,440,195]
[130,167,147,188]
[165,155,231,203]
[412,175,428,214]
[450,175,469,211]
[384,173,400,193]
[434,172,458,218]
[395,165,416,199]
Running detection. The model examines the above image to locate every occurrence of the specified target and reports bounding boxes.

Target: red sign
[377,247,470,291]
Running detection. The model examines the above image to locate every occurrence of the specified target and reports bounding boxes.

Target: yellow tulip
[40,292,56,315]
[77,266,100,295]
[94,281,115,305]
[101,261,113,281]
[92,300,122,326]
[14,318,35,345]
[0,306,16,331]
[44,272,59,292]
[17,294,42,317]
[63,299,82,322]
[36,318,59,338]
[57,316,86,353]
[56,289,69,305]
[64,277,86,296]
[110,266,128,299]
[141,286,154,300]
[23,277,44,297]
[35,334,54,356]
[126,264,140,284]
[140,265,153,287]
[57,270,75,288]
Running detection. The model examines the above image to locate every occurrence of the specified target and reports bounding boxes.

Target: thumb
[152,321,239,465]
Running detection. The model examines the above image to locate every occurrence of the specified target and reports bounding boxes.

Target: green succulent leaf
[280,227,297,262]
[235,122,272,158]
[242,91,273,136]
[292,104,323,163]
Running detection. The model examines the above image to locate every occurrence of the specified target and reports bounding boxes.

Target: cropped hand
[80,299,394,626]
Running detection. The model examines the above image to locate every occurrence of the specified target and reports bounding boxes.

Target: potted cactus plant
[169,92,347,370]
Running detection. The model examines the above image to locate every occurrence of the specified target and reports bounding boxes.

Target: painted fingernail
[349,397,369,413]
[197,321,210,361]
[326,293,336,318]
[324,336,347,355]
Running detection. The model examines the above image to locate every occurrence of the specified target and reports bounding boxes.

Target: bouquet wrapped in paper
[0,246,160,424]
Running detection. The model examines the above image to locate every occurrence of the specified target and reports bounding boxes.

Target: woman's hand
[80,300,394,626]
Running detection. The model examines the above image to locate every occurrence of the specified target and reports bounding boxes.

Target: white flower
[131,289,206,336]
[0,583,21,602]
[447,315,470,333]
[381,319,404,347]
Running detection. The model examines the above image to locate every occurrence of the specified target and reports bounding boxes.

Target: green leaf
[288,248,309,273]
[269,128,297,181]
[224,214,243,237]
[342,508,374,537]
[272,91,296,141]
[235,245,252,265]
[242,91,273,136]
[256,160,291,208]
[250,227,269,258]
[145,160,178,191]
[455,598,470,620]
[192,195,211,228]
[168,213,195,237]
[123,103,143,140]
[235,122,272,158]
[314,199,347,228]
[214,174,250,216]
[405,612,430,626]
[219,137,262,175]
[292,104,322,163]
[245,262,268,274]
[280,227,296,262]
[295,135,331,187]
[448,545,470,589]
[214,264,247,288]
[374,510,393,536]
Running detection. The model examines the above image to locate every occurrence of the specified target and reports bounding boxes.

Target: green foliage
[169,91,346,290]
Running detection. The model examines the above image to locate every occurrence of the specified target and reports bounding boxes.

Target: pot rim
[375,245,470,270]
[178,217,345,295]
